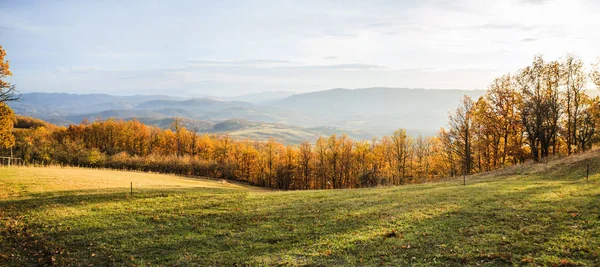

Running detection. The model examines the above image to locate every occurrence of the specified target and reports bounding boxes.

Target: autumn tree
[263,138,279,187]
[517,56,562,161]
[472,97,496,172]
[314,137,328,189]
[438,129,457,177]
[448,95,474,177]
[391,129,411,184]
[575,96,598,151]
[276,145,296,190]
[338,135,354,187]
[327,135,342,188]
[0,46,19,152]
[427,136,447,179]
[544,59,563,156]
[0,104,15,149]
[413,135,431,181]
[298,141,312,189]
[354,140,374,186]
[592,58,600,89]
[485,74,523,166]
[561,55,587,154]
[0,46,19,103]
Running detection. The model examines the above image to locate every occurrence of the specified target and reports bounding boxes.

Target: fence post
[130,182,133,197]
[586,164,589,182]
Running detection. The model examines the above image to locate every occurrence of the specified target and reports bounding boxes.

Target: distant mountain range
[211,91,295,104]
[272,87,485,136]
[10,88,488,143]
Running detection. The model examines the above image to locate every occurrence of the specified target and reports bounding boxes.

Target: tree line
[445,55,600,178]
[3,52,600,190]
[12,118,448,189]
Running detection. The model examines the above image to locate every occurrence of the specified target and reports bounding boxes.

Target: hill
[273,87,485,135]
[134,117,215,131]
[9,93,185,122]
[8,88,485,142]
[134,117,374,144]
[204,119,375,144]
[1,150,599,266]
[214,91,295,104]
[135,98,253,112]
[14,115,53,129]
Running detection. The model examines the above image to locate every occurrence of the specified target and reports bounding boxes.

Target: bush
[87,149,107,167]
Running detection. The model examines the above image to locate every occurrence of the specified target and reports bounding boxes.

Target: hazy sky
[1,0,599,96]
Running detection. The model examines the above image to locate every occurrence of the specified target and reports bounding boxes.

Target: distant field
[220,121,375,144]
[0,167,261,199]
[1,154,600,266]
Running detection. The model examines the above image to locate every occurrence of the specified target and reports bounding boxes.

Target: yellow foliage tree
[0,46,19,103]
[0,46,18,150]
[0,103,15,149]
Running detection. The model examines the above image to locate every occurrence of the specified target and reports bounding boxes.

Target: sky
[1,0,599,97]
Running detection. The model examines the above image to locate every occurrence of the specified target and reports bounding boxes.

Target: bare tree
[448,95,474,177]
[517,56,561,161]
[0,46,19,103]
[591,58,600,89]
[561,55,587,154]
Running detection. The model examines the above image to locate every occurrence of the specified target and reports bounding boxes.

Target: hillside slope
[1,150,599,266]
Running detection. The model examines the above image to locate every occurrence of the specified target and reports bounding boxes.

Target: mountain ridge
[9,88,488,143]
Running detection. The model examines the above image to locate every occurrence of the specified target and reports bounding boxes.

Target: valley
[9,88,486,143]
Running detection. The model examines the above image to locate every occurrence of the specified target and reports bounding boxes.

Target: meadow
[1,152,599,266]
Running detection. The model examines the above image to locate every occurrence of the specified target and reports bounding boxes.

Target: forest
[4,54,600,190]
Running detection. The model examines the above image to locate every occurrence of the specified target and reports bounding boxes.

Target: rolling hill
[9,88,488,143]
[273,87,486,135]
[1,149,599,265]
[135,98,253,111]
[131,117,374,144]
[9,93,185,121]
[213,91,295,104]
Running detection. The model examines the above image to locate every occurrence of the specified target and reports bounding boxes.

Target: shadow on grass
[350,181,600,266]
[0,187,239,211]
[2,177,599,266]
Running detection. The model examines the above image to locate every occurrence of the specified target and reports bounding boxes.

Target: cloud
[186,59,297,67]
[363,21,397,28]
[521,38,538,42]
[519,0,554,5]
[288,64,388,71]
[0,11,47,35]
[474,23,535,31]
[183,60,387,71]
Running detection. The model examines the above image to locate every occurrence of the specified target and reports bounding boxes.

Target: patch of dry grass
[0,166,263,199]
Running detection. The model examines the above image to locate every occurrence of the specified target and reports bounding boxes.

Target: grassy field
[0,167,263,200]
[1,153,600,266]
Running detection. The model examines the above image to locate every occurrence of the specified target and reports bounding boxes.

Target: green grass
[1,152,600,266]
